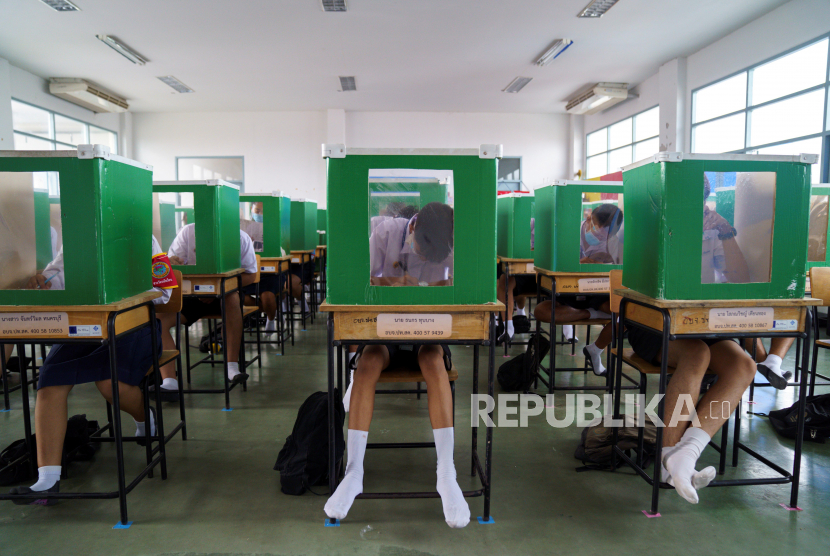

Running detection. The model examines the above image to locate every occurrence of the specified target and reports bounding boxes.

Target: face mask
[251,212,263,223]
[584,231,602,246]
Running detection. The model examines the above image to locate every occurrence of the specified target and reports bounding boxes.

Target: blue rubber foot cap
[113,521,133,529]
[477,516,495,525]
[221,408,233,412]
[0,409,10,413]
[324,518,340,527]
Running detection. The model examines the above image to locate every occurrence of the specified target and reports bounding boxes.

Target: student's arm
[239,231,258,288]
[704,208,750,283]
[167,225,190,265]
[26,248,64,290]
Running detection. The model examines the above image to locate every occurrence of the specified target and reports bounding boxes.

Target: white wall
[347,111,569,191]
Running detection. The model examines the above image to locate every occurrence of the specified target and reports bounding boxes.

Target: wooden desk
[0,291,167,526]
[180,268,244,297]
[498,256,535,276]
[535,267,611,295]
[320,301,503,524]
[613,288,821,516]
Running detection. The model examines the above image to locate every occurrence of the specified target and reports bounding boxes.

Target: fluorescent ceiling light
[96,35,149,65]
[158,76,194,93]
[503,77,533,94]
[535,39,573,66]
[39,0,80,12]
[339,76,356,92]
[321,0,347,12]
[566,82,628,114]
[578,0,620,18]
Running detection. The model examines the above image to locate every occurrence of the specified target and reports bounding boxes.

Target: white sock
[562,325,575,340]
[161,377,178,390]
[515,307,526,317]
[227,362,241,380]
[585,342,606,376]
[663,427,716,504]
[343,368,355,413]
[506,321,514,338]
[587,308,612,320]
[302,298,310,312]
[324,429,367,520]
[29,466,61,491]
[760,354,785,378]
[134,410,156,438]
[433,427,470,528]
[281,299,288,312]
[265,318,276,332]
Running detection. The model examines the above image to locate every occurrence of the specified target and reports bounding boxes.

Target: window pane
[608,118,632,150]
[11,101,52,139]
[586,154,607,179]
[54,115,86,146]
[586,129,607,156]
[751,39,829,106]
[634,107,659,141]
[692,113,746,153]
[608,146,632,172]
[749,89,824,147]
[14,133,54,151]
[693,73,747,123]
[633,137,659,161]
[89,126,118,154]
[54,143,75,151]
[751,136,823,184]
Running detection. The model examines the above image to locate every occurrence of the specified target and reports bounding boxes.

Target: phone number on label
[382,330,446,336]
[1,328,64,335]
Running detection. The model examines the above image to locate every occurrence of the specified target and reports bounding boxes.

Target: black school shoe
[148,384,179,403]
[230,372,249,387]
[757,363,791,390]
[9,482,60,506]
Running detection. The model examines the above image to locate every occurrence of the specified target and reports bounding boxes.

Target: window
[176,157,244,191]
[692,36,830,183]
[586,106,659,178]
[11,99,118,154]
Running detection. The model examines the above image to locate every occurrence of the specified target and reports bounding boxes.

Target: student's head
[412,202,453,263]
[397,204,418,220]
[591,204,623,236]
[251,202,264,223]
[704,174,711,201]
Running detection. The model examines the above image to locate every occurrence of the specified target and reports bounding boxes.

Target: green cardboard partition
[496,193,534,259]
[324,145,500,305]
[290,199,318,251]
[153,180,241,275]
[317,208,327,246]
[239,192,291,257]
[533,180,624,273]
[0,148,154,306]
[159,203,177,252]
[808,185,830,270]
[622,153,814,300]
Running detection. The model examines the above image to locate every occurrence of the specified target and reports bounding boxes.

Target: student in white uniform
[327,202,470,529]
[8,237,172,505]
[240,202,286,332]
[154,224,258,400]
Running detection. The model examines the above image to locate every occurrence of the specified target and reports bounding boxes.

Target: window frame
[175,155,246,192]
[690,33,830,182]
[11,98,119,153]
[585,105,659,179]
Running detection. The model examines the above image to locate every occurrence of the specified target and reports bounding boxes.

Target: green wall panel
[496,195,534,259]
[290,200,318,251]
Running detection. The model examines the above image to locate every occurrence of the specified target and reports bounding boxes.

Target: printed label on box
[708,307,773,331]
[578,277,610,293]
[526,263,535,273]
[193,284,215,293]
[68,324,102,337]
[0,312,69,337]
[291,258,300,263]
[261,266,276,272]
[772,319,798,331]
[377,314,452,338]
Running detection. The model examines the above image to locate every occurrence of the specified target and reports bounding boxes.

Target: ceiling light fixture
[95,35,149,65]
[577,0,620,18]
[321,0,347,12]
[503,77,533,94]
[157,76,193,93]
[39,0,80,12]
[339,76,356,92]
[535,39,573,66]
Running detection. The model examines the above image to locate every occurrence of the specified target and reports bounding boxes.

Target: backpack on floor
[574,415,658,471]
[274,390,345,495]
[497,333,550,392]
[765,393,830,443]
[199,323,224,354]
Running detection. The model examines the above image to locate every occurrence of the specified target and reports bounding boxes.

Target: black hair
[592,203,623,237]
[397,204,419,220]
[704,174,711,200]
[414,202,453,263]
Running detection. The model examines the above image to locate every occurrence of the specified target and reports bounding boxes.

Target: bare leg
[260,291,277,321]
[694,340,756,437]
[34,385,73,466]
[497,275,516,325]
[533,300,590,324]
[158,313,181,381]
[224,292,242,364]
[95,380,146,423]
[656,339,711,448]
[418,345,453,429]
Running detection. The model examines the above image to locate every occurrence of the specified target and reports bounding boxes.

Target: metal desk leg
[504,263,510,357]
[220,281,231,410]
[148,307,167,479]
[648,310,671,517]
[1,346,10,411]
[483,313,495,521]
[106,317,129,527]
[789,309,813,510]
[326,313,337,526]
[17,343,36,475]
[471,343,479,477]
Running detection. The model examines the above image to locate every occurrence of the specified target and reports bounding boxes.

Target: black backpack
[574,415,658,471]
[497,333,550,392]
[765,394,830,443]
[274,391,345,495]
[512,315,531,335]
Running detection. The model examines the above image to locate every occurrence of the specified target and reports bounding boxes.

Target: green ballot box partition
[323,144,501,305]
[239,192,291,257]
[317,208,327,246]
[496,193,535,259]
[0,146,154,306]
[534,180,624,273]
[621,152,816,300]
[153,180,241,275]
[290,199,318,251]
[808,185,830,270]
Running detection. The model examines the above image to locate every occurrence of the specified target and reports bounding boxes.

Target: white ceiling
[0,0,790,113]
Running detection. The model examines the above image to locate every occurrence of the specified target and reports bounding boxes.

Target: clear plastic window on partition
[368,171,454,287]
[702,171,775,284]
[167,193,196,266]
[240,201,264,252]
[808,195,829,263]
[579,193,624,265]
[0,172,64,290]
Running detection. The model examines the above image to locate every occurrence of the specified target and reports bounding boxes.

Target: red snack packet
[152,252,178,289]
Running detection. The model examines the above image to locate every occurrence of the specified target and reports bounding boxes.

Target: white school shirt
[168,223,258,274]
[50,227,59,261]
[369,216,452,284]
[42,236,171,305]
[701,230,726,284]
[240,219,287,257]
